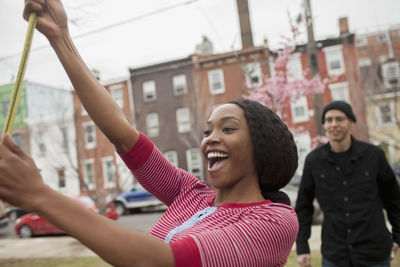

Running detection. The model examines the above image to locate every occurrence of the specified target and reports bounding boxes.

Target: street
[0,210,164,258]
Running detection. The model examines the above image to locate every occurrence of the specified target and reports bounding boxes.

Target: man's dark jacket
[295,136,400,267]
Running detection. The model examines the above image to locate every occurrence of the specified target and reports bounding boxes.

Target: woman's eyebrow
[206,116,240,125]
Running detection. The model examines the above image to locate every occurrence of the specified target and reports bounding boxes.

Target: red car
[15,195,118,238]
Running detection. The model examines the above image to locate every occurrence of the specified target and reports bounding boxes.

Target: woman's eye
[223,127,235,133]
[203,129,212,137]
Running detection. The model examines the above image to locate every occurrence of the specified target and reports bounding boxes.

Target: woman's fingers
[23,0,45,20]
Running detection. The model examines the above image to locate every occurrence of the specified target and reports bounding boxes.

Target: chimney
[236,0,254,49]
[339,17,349,35]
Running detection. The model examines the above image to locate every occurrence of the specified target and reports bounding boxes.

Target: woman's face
[200,104,258,191]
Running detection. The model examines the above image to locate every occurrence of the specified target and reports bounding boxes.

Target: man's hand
[297,254,312,267]
[390,242,399,261]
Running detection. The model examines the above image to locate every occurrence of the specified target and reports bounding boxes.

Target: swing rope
[0,13,37,213]
[2,12,37,142]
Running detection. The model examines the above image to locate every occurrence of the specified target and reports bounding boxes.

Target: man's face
[323,109,354,143]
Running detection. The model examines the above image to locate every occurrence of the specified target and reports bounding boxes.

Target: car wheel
[114,202,126,216]
[8,210,18,221]
[18,225,33,238]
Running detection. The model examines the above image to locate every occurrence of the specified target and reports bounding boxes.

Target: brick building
[74,77,135,199]
[356,25,400,164]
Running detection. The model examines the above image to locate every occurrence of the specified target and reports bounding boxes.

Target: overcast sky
[1,0,400,89]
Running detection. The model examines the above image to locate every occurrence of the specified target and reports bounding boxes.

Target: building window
[142,80,157,102]
[176,108,190,133]
[382,61,400,88]
[324,45,345,75]
[329,82,350,103]
[377,33,388,42]
[291,96,309,123]
[37,131,46,157]
[172,74,188,96]
[356,36,368,46]
[294,132,311,175]
[375,102,395,126]
[102,156,115,189]
[358,58,371,67]
[83,159,95,190]
[146,113,159,137]
[245,62,262,87]
[110,84,124,107]
[83,122,97,149]
[58,168,66,188]
[12,133,22,147]
[60,127,68,152]
[186,148,203,179]
[269,57,276,77]
[208,69,225,95]
[164,151,179,167]
[2,100,10,116]
[287,53,303,81]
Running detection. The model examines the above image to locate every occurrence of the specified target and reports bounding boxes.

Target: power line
[0,0,200,63]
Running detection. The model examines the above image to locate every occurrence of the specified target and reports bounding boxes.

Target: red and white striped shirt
[120,133,299,267]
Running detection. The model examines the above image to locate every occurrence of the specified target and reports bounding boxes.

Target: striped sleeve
[192,206,298,267]
[119,132,200,206]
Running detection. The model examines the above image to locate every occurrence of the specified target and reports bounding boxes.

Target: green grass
[0,250,398,266]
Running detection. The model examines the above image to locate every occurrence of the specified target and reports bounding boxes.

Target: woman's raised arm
[24,0,139,153]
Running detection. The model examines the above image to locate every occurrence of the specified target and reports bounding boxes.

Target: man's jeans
[322,258,390,267]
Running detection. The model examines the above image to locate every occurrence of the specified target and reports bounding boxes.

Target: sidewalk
[0,225,322,259]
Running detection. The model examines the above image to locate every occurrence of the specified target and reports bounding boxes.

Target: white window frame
[268,57,276,77]
[186,148,203,179]
[287,53,303,81]
[164,151,179,167]
[83,121,97,149]
[382,61,400,88]
[291,96,309,123]
[142,80,157,102]
[172,74,188,96]
[294,132,312,176]
[110,84,124,108]
[208,69,225,95]
[176,107,191,133]
[323,45,345,76]
[245,62,262,87]
[358,58,371,67]
[146,113,160,137]
[102,156,116,189]
[375,101,396,126]
[83,159,95,190]
[329,82,350,103]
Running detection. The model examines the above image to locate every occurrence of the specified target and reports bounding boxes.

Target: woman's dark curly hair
[230,99,298,205]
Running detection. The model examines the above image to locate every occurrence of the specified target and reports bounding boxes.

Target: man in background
[296,100,400,267]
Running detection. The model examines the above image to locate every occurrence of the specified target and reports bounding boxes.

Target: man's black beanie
[322,100,357,123]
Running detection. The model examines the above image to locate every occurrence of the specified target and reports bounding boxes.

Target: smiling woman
[0,1,299,266]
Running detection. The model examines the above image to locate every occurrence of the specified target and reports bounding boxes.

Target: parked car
[113,185,164,215]
[282,184,324,225]
[6,207,29,221]
[15,195,118,238]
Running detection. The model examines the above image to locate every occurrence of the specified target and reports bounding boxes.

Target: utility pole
[304,0,324,139]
